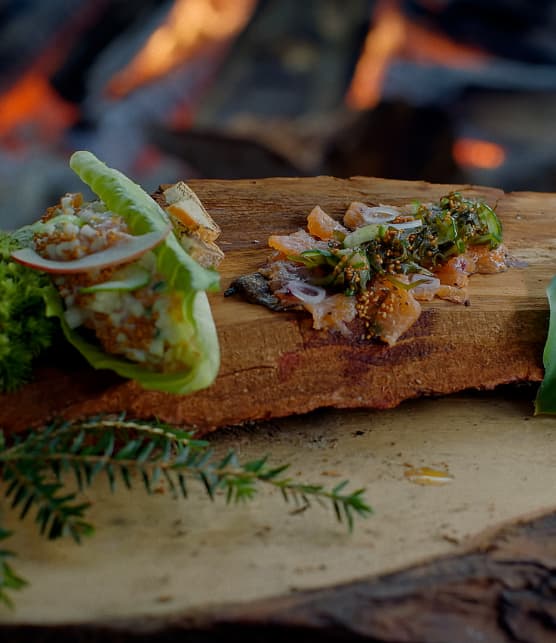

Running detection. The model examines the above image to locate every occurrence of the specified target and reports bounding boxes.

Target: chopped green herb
[283,192,503,298]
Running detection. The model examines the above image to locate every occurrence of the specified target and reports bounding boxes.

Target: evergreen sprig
[0,417,372,607]
[0,528,27,608]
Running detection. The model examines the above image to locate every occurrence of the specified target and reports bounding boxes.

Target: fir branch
[0,528,27,609]
[2,463,94,542]
[0,417,373,607]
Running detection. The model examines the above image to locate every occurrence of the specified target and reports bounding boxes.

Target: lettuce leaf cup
[10,151,221,395]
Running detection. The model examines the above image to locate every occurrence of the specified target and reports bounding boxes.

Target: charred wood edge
[2,510,555,642]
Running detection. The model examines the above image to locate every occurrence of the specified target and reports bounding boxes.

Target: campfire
[0,0,555,227]
[107,0,256,98]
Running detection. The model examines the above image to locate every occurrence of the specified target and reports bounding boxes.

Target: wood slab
[0,176,553,433]
[175,510,556,643]
[2,390,556,641]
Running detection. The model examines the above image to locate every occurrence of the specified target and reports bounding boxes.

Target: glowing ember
[107,0,257,98]
[0,72,78,143]
[347,0,490,111]
[0,2,107,145]
[452,138,506,170]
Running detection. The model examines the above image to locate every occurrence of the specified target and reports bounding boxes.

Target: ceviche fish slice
[10,151,221,394]
[226,192,508,345]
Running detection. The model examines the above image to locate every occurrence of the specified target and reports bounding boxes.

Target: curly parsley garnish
[0,233,57,392]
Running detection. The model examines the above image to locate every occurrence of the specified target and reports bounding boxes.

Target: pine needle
[0,417,372,607]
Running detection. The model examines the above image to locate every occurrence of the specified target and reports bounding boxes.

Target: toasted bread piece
[176,234,225,269]
[162,182,224,267]
[164,182,221,242]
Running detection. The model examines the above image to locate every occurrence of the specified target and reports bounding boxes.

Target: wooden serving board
[0,176,553,433]
[2,178,556,640]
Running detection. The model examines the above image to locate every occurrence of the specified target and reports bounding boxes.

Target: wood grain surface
[1,391,556,641]
[3,177,556,641]
[0,177,553,433]
[3,511,555,642]
[162,510,556,643]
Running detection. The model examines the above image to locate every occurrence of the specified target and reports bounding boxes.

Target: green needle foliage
[0,528,27,609]
[0,417,372,607]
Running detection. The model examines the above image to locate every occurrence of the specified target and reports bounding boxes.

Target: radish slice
[285,280,326,304]
[389,219,422,231]
[361,205,400,224]
[10,226,170,274]
[79,264,150,294]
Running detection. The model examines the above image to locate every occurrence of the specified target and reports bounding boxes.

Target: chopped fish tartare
[226,192,509,345]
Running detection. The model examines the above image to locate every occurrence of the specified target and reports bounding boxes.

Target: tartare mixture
[226,192,508,344]
[33,193,196,371]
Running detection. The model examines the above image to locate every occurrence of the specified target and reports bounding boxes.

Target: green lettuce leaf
[69,151,219,293]
[535,275,556,413]
[44,287,219,394]
[44,151,221,395]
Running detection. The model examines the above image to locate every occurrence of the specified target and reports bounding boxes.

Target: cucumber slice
[79,264,151,293]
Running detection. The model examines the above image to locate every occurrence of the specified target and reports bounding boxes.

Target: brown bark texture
[2,510,555,642]
[0,177,551,433]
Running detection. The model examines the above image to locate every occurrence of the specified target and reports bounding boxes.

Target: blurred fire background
[2,0,556,227]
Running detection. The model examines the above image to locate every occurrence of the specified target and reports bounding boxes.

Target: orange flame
[346,0,405,111]
[0,72,78,143]
[347,0,490,111]
[452,138,506,169]
[0,1,107,144]
[107,0,256,98]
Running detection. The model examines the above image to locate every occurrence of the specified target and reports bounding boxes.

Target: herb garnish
[0,417,372,608]
[287,192,503,298]
[0,233,57,393]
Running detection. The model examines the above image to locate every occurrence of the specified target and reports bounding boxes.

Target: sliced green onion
[473,203,503,248]
[343,224,382,248]
[288,248,336,267]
